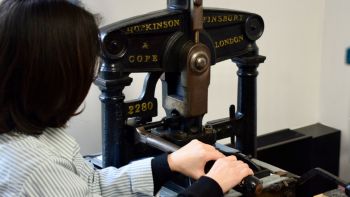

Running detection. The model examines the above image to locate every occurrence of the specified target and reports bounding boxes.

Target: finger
[226,155,237,161]
[186,139,199,147]
[193,140,216,152]
[239,162,249,169]
[205,150,225,161]
[236,163,253,175]
[248,169,254,175]
[232,160,244,166]
[203,143,216,151]
[241,167,254,176]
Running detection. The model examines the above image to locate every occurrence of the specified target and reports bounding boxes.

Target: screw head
[195,56,207,70]
[190,51,209,73]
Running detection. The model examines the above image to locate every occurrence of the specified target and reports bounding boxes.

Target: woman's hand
[205,155,254,193]
[167,139,225,179]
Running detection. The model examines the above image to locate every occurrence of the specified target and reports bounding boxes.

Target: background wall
[60,0,349,180]
[319,0,350,181]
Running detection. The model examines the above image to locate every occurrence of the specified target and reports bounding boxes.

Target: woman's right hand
[168,139,225,180]
[205,155,254,193]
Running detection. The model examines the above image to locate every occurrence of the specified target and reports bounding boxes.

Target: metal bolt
[190,51,209,73]
[195,56,207,70]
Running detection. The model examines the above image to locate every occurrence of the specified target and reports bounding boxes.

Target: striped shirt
[0,128,154,197]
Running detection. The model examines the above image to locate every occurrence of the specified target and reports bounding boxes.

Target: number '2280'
[128,101,154,115]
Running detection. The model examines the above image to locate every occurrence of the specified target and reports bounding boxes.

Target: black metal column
[95,62,132,168]
[232,55,265,157]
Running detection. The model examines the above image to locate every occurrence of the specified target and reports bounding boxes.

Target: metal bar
[135,127,180,153]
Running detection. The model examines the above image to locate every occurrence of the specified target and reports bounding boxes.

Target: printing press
[93,0,350,196]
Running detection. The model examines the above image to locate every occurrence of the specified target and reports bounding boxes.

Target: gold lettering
[204,15,244,24]
[152,55,158,62]
[128,101,154,115]
[136,55,143,63]
[214,35,244,48]
[129,56,135,63]
[217,16,222,22]
[156,22,162,29]
[173,19,180,26]
[145,23,152,31]
[142,42,149,49]
[151,23,157,30]
[163,21,168,29]
[223,16,228,22]
[142,103,147,111]
[128,54,159,63]
[224,39,230,46]
[144,55,151,62]
[135,104,140,113]
[124,19,181,34]
[147,102,153,110]
[126,27,133,33]
[128,106,134,115]
[209,16,213,22]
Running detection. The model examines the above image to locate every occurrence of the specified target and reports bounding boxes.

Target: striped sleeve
[43,129,155,196]
[73,153,154,197]
[21,160,94,197]
[20,155,154,197]
[8,128,155,197]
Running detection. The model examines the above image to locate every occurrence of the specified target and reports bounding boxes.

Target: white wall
[64,0,350,179]
[320,0,350,181]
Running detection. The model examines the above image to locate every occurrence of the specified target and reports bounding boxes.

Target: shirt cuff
[151,153,175,195]
[178,176,224,197]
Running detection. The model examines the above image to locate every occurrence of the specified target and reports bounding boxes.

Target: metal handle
[135,127,263,195]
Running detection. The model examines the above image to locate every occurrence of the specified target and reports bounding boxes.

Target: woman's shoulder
[0,132,54,195]
[0,128,82,195]
[0,128,80,170]
[38,128,81,157]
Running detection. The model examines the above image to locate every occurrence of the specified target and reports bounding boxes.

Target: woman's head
[0,0,100,134]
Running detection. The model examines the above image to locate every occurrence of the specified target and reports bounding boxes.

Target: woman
[0,0,253,196]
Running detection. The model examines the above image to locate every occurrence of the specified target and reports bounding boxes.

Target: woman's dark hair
[0,0,100,134]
